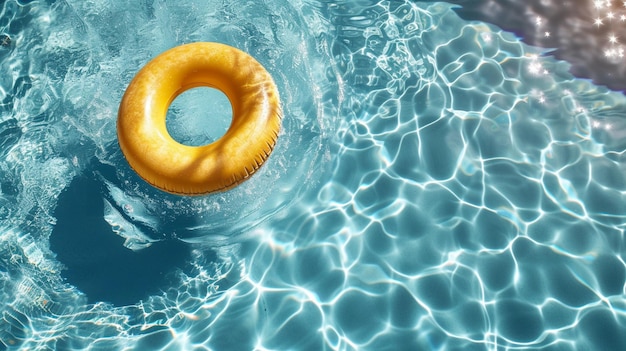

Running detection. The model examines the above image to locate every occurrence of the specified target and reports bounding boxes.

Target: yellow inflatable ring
[117,42,282,195]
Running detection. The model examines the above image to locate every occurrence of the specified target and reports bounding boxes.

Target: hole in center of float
[166,87,232,146]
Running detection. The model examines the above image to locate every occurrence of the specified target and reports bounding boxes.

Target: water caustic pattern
[448,0,626,93]
[0,0,626,350]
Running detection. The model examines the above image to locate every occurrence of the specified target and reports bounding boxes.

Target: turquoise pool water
[1,0,626,350]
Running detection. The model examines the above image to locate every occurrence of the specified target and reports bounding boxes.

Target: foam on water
[1,0,626,350]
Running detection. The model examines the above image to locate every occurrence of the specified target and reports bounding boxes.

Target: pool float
[117,42,282,195]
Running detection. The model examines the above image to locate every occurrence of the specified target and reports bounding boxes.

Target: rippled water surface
[1,0,626,350]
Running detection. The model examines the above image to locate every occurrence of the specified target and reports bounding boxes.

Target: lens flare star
[448,0,626,92]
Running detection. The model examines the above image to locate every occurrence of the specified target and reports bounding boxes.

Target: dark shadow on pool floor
[50,167,192,306]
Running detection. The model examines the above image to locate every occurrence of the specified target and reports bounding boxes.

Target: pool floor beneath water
[50,168,192,306]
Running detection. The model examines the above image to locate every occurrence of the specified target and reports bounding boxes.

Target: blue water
[1,0,626,350]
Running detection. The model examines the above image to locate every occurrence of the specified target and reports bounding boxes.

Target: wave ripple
[1,0,625,350]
